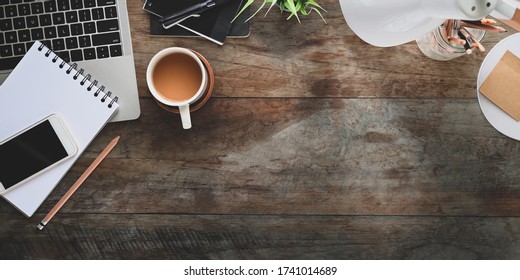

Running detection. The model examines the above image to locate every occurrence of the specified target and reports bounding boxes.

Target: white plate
[477,33,520,140]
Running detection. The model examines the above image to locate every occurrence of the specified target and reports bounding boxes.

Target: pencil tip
[37,222,45,230]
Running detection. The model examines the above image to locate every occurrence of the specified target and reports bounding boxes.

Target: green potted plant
[233,0,326,23]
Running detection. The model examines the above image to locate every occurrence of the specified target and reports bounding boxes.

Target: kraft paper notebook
[479,50,520,121]
[0,42,119,217]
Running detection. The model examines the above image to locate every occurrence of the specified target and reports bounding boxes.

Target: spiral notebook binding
[80,74,91,86]
[109,96,118,108]
[66,63,77,74]
[87,80,98,91]
[52,54,59,63]
[59,59,68,69]
[36,42,119,109]
[101,91,112,103]
[94,85,105,97]
[73,68,84,80]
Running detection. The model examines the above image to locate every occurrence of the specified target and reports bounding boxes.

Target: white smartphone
[0,114,78,194]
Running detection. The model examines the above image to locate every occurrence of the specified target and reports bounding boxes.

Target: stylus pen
[160,0,231,29]
[37,136,120,230]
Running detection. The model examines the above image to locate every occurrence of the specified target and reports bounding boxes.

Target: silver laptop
[0,0,140,122]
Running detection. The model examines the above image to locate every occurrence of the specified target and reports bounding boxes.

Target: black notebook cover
[146,0,250,45]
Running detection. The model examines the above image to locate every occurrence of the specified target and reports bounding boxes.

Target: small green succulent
[233,0,326,23]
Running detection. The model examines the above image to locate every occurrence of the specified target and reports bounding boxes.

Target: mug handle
[179,104,192,129]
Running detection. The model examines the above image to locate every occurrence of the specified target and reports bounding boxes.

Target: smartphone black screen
[0,120,68,189]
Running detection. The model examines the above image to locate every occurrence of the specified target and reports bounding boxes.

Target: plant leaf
[244,0,269,22]
[285,0,300,22]
[232,0,327,23]
[279,1,285,12]
[306,0,327,12]
[265,0,278,16]
[231,0,255,23]
[309,7,326,23]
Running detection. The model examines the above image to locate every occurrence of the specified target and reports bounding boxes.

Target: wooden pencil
[461,21,507,33]
[37,136,120,230]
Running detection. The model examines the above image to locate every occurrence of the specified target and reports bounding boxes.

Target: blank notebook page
[0,42,119,217]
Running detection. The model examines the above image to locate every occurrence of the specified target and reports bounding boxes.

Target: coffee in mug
[152,52,203,102]
[146,48,209,129]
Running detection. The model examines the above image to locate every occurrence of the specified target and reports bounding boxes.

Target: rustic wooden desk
[2,0,520,259]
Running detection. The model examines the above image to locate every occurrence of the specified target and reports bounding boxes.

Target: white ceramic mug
[146,47,208,129]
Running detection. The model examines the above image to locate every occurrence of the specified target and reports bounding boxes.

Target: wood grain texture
[1,0,520,260]
[2,214,520,259]
[1,98,518,218]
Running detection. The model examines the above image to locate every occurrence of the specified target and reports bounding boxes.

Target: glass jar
[416,21,486,61]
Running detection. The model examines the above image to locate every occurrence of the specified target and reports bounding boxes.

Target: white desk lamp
[339,0,520,47]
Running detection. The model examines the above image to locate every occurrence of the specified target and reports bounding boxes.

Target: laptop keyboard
[0,0,123,71]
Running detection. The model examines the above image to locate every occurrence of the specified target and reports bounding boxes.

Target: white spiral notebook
[0,42,119,217]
